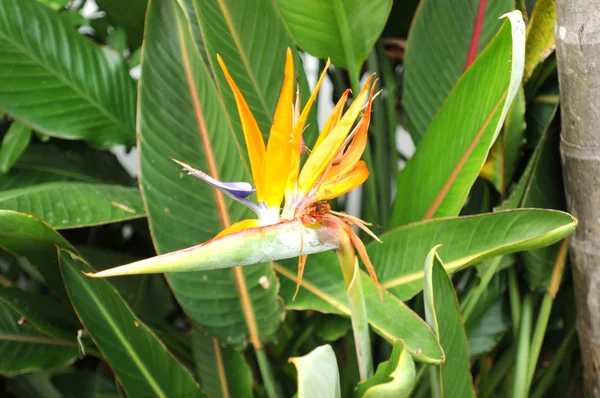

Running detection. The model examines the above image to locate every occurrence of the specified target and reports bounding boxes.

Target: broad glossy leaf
[0,182,145,229]
[191,331,252,398]
[423,247,475,398]
[392,12,525,225]
[355,340,415,398]
[59,250,203,397]
[0,210,74,299]
[274,258,444,364]
[0,121,31,173]
[403,0,512,142]
[290,344,341,398]
[0,299,78,374]
[0,0,136,147]
[523,0,555,81]
[190,0,318,145]
[374,209,575,300]
[139,0,281,347]
[0,286,80,341]
[96,0,148,49]
[277,0,391,77]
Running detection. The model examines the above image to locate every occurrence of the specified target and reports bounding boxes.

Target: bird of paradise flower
[87,49,382,379]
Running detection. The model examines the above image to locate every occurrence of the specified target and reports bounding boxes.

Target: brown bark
[556,1,600,396]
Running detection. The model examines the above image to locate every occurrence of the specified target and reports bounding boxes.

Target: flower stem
[337,242,373,380]
[256,347,280,398]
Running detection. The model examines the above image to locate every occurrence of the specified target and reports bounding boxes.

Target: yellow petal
[215,218,260,238]
[317,161,369,201]
[217,55,266,201]
[286,59,331,199]
[263,48,295,208]
[312,89,350,151]
[298,75,374,195]
[325,81,377,180]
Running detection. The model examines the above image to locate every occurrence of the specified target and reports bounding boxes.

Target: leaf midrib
[0,30,132,136]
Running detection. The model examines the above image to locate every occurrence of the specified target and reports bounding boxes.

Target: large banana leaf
[0,183,145,229]
[276,0,392,79]
[392,11,525,226]
[403,0,512,142]
[0,0,137,147]
[59,250,203,397]
[138,0,281,348]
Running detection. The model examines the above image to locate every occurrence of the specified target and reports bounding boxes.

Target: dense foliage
[0,0,579,397]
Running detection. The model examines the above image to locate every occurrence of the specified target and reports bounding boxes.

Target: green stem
[337,243,373,380]
[526,239,568,391]
[478,355,491,398]
[488,346,515,394]
[512,294,532,398]
[530,326,576,398]
[461,256,503,322]
[507,266,521,338]
[256,348,280,398]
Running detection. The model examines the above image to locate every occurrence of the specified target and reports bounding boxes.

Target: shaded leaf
[59,250,203,397]
[274,257,444,364]
[423,247,475,398]
[355,340,415,398]
[5,370,63,398]
[290,344,341,398]
[403,0,512,142]
[277,0,392,77]
[51,370,120,398]
[96,0,148,49]
[392,12,526,225]
[0,182,145,229]
[191,331,253,398]
[138,0,281,347]
[0,121,31,173]
[317,315,351,342]
[523,0,556,81]
[0,0,136,147]
[0,299,77,374]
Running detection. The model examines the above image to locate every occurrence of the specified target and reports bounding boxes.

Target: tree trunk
[556,1,600,396]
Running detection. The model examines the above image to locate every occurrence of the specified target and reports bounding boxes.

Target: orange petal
[215,219,260,238]
[317,161,369,201]
[293,255,308,301]
[298,75,374,195]
[217,55,266,200]
[263,48,295,208]
[312,89,350,151]
[327,80,377,179]
[341,221,383,302]
[286,59,331,198]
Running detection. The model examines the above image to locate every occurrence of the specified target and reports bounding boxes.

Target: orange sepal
[317,161,369,201]
[312,89,350,152]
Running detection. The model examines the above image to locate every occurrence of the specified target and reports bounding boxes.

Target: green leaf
[58,250,203,397]
[525,87,559,148]
[274,258,443,364]
[0,286,80,341]
[191,331,253,398]
[290,344,341,398]
[37,0,69,10]
[392,11,526,225]
[5,370,63,398]
[138,0,281,347]
[317,315,351,342]
[0,182,145,229]
[0,210,75,300]
[0,0,137,147]
[0,121,31,173]
[372,209,576,301]
[403,0,512,142]
[423,247,475,398]
[96,0,148,49]
[276,0,391,78]
[0,143,134,189]
[523,0,555,81]
[190,0,318,145]
[0,299,78,374]
[355,340,416,398]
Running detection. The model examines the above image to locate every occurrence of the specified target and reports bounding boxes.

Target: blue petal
[172,159,261,214]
